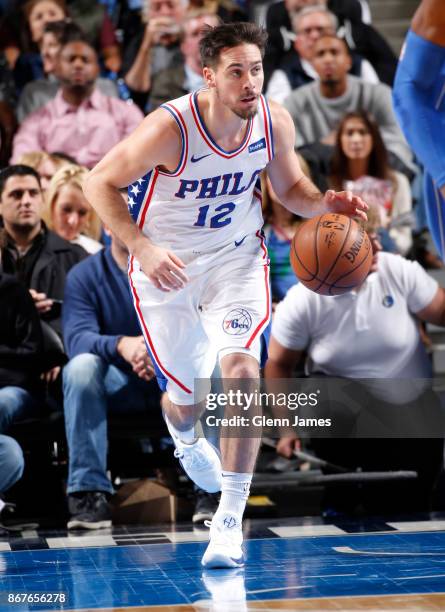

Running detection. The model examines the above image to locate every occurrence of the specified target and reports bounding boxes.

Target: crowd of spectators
[0,0,443,526]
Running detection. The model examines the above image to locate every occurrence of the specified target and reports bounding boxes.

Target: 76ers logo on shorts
[223,308,252,335]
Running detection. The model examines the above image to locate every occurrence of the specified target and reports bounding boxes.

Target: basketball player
[84,22,367,568]
[393,0,445,258]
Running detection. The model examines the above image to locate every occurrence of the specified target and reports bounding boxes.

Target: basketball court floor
[1,514,445,611]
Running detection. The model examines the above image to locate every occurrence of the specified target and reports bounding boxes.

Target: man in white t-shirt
[265,224,445,512]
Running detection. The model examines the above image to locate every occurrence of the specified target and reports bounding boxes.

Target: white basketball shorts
[128,231,271,405]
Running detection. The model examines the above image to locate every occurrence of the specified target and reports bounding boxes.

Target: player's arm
[83,109,188,291]
[412,0,445,46]
[393,0,445,197]
[266,102,367,220]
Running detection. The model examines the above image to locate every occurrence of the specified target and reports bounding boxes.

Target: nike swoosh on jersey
[234,235,248,247]
[191,152,212,163]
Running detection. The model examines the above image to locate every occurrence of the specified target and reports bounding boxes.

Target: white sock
[216,471,252,519]
[164,414,197,445]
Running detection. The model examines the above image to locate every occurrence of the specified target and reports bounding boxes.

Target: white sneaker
[173,437,222,493]
[201,512,245,568]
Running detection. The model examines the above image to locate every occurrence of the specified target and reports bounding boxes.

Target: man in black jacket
[0,227,49,500]
[0,165,87,338]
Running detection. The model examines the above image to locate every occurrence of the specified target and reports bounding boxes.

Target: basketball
[290,213,373,296]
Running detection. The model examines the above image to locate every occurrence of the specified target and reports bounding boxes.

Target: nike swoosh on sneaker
[234,235,247,247]
[191,153,212,163]
[229,556,245,565]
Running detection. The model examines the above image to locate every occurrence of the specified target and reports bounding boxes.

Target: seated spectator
[17,150,68,193]
[329,111,413,255]
[67,0,122,74]
[122,0,187,106]
[0,225,60,509]
[3,0,122,87]
[12,0,67,91]
[267,5,378,104]
[149,10,219,111]
[44,164,102,253]
[0,226,47,427]
[0,164,86,336]
[265,210,444,512]
[11,35,143,168]
[17,20,119,122]
[62,228,161,529]
[265,0,397,87]
[284,35,415,178]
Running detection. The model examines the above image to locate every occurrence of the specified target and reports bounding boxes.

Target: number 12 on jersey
[194,202,236,228]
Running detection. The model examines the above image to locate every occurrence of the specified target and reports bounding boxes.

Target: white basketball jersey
[127,90,275,254]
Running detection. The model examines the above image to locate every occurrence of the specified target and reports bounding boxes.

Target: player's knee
[163,395,200,430]
[222,354,259,380]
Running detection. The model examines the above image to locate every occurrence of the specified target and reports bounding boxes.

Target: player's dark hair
[0,165,41,198]
[329,110,394,191]
[199,22,268,68]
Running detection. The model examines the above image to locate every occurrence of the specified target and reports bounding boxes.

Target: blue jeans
[0,434,24,493]
[0,386,39,433]
[63,353,160,495]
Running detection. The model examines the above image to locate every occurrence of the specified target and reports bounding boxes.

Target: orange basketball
[290,213,373,296]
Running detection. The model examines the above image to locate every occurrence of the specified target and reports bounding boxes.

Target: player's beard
[232,104,259,120]
[216,86,259,120]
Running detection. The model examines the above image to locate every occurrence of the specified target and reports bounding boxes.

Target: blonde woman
[45,164,103,254]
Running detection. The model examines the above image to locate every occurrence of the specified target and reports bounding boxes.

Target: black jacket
[0,273,45,392]
[2,226,87,337]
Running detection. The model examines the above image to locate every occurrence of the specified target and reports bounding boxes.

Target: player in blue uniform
[393,0,445,258]
[84,22,367,568]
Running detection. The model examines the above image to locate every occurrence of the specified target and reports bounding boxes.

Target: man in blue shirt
[62,230,161,529]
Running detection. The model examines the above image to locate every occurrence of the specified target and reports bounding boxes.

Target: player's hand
[137,244,189,292]
[276,434,301,459]
[323,189,368,221]
[29,289,54,314]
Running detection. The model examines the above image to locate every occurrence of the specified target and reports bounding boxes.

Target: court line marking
[388,520,445,532]
[334,545,445,556]
[395,574,445,580]
[270,525,345,537]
